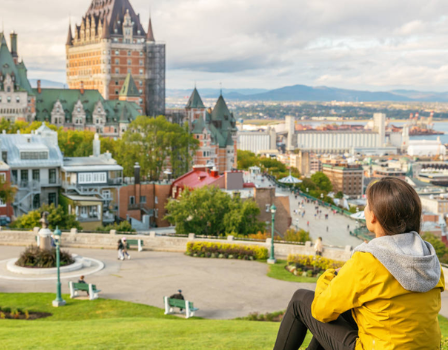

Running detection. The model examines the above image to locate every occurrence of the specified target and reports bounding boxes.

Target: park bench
[126,239,144,252]
[163,296,198,318]
[69,281,101,300]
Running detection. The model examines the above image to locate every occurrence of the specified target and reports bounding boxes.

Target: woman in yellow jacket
[274,177,445,350]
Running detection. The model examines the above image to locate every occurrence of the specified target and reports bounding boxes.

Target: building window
[139,69,143,75]
[154,196,158,204]
[128,50,131,56]
[2,151,7,163]
[7,97,11,103]
[115,81,119,86]
[140,52,143,56]
[115,68,119,74]
[11,170,17,184]
[139,60,143,66]
[129,196,135,205]
[49,169,57,184]
[32,169,40,182]
[115,50,119,55]
[155,209,159,218]
[33,194,40,209]
[128,68,131,73]
[20,152,48,160]
[48,193,56,206]
[21,169,28,185]
[0,173,5,182]
[139,81,142,86]
[115,90,119,95]
[16,97,20,103]
[140,196,146,204]
[265,204,270,212]
[115,59,119,65]
[128,59,131,65]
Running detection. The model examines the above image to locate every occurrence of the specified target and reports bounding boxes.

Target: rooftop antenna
[220,82,222,96]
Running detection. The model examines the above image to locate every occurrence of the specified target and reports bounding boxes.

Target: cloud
[4,0,448,90]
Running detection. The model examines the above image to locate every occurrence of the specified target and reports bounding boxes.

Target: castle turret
[66,23,73,46]
[10,31,18,64]
[147,15,155,42]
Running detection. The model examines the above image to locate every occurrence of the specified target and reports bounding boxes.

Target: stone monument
[38,212,53,250]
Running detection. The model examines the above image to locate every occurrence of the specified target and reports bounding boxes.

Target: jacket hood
[352,232,441,293]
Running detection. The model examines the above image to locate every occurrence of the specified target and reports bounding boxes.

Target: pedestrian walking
[326,226,329,232]
[117,239,124,260]
[347,224,350,231]
[121,237,131,260]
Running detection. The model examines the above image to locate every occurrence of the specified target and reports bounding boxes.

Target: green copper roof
[186,88,205,109]
[16,61,34,95]
[32,88,140,124]
[119,74,140,97]
[211,95,231,121]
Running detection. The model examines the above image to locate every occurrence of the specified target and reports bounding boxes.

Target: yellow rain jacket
[312,251,445,349]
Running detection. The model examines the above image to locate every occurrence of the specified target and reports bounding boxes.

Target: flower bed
[286,254,345,278]
[186,241,268,261]
[0,307,51,320]
[16,246,75,268]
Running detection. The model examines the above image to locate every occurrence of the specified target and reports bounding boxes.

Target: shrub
[186,241,268,260]
[287,254,344,271]
[96,221,135,233]
[16,246,75,268]
[283,229,310,243]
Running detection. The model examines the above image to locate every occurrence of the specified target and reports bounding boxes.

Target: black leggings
[274,289,358,350]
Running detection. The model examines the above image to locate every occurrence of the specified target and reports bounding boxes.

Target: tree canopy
[11,203,82,230]
[311,172,333,193]
[165,186,265,236]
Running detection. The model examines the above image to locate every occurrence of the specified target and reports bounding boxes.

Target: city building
[66,0,166,117]
[237,126,277,154]
[285,113,388,154]
[420,194,448,216]
[322,163,363,198]
[0,125,63,216]
[0,29,142,137]
[0,161,13,222]
[0,32,35,122]
[185,89,237,173]
[407,138,446,157]
[119,163,172,229]
[60,134,123,230]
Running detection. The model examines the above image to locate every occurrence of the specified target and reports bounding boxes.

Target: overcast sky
[4,0,448,91]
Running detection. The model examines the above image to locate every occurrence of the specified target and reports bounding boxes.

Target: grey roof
[62,154,123,172]
[0,131,63,168]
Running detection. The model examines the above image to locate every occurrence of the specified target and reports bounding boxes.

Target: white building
[407,138,446,157]
[237,126,277,154]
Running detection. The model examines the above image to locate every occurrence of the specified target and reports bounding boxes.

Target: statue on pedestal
[38,212,53,250]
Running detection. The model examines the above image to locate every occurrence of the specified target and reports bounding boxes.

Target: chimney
[37,80,41,94]
[80,81,84,95]
[93,133,100,157]
[10,31,18,64]
[134,162,141,185]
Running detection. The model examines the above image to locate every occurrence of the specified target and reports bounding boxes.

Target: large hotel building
[66,0,165,117]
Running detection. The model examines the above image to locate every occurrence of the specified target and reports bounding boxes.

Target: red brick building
[0,161,13,221]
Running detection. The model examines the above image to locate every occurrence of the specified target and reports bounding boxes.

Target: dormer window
[97,107,101,113]
[77,108,81,113]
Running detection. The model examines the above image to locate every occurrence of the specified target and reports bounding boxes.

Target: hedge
[287,254,345,271]
[186,241,268,260]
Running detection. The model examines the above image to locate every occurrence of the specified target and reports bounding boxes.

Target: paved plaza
[248,174,364,248]
[1,246,448,320]
[0,246,315,319]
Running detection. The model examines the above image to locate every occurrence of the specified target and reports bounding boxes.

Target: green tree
[165,186,264,236]
[11,204,82,230]
[335,191,344,199]
[237,150,259,170]
[223,198,265,235]
[311,172,333,193]
[117,116,199,179]
[0,177,15,204]
[422,233,448,263]
[57,129,95,157]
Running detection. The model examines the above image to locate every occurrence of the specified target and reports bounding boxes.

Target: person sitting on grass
[170,290,185,312]
[273,177,444,350]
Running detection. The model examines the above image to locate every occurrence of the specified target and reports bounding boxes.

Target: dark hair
[318,237,322,240]
[366,177,421,235]
[80,275,84,280]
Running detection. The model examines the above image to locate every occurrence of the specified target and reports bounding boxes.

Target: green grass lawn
[1,291,447,349]
[0,293,312,350]
[265,259,318,283]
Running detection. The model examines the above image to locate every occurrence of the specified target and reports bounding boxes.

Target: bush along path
[186,242,269,261]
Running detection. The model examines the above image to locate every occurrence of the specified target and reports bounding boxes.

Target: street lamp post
[52,226,66,307]
[267,204,277,264]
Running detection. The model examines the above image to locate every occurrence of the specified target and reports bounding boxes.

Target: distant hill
[236,84,414,102]
[29,79,66,89]
[167,88,269,99]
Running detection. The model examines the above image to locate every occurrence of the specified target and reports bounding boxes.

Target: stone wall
[0,229,353,261]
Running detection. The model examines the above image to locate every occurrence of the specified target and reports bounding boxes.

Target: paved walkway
[2,246,448,319]
[0,246,315,319]
[248,174,364,248]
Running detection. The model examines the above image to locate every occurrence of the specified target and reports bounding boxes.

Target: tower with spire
[185,88,238,173]
[66,0,165,117]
